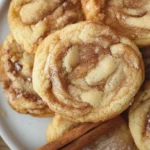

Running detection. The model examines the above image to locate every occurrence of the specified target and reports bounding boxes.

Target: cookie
[8,0,84,53]
[33,22,144,122]
[129,81,150,150]
[1,34,54,117]
[82,0,150,47]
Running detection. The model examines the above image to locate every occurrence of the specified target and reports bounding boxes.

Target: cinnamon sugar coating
[1,34,54,117]
[8,0,84,53]
[33,22,144,122]
[129,81,150,150]
[81,0,150,47]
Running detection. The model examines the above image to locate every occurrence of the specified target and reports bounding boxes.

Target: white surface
[0,1,53,150]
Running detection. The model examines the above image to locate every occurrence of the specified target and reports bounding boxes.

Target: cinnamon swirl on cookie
[1,34,53,117]
[33,22,144,122]
[8,0,84,53]
[82,0,150,47]
[129,81,150,150]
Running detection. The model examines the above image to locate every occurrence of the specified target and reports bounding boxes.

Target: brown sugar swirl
[0,34,54,117]
[129,81,150,150]
[81,0,150,47]
[33,22,144,122]
[8,0,84,53]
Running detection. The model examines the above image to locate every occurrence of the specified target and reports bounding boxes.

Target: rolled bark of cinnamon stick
[37,116,122,150]
[61,117,122,150]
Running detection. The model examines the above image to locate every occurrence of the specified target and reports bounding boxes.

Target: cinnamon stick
[37,122,101,150]
[61,116,122,150]
[37,116,122,150]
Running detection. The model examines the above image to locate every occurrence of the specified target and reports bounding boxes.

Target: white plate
[0,1,53,150]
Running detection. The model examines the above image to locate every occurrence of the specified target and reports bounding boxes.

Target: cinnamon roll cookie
[33,22,144,122]
[82,0,150,47]
[8,0,84,53]
[1,34,54,117]
[129,81,150,150]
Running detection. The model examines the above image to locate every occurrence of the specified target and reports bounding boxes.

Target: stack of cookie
[0,0,150,150]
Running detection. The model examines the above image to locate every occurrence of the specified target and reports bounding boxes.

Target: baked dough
[81,0,150,47]
[0,34,54,117]
[129,81,150,150]
[33,22,144,122]
[8,0,84,53]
